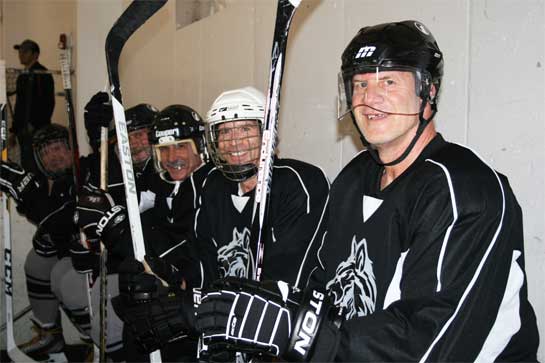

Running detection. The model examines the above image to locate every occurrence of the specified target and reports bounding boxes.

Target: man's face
[216,120,261,167]
[18,49,37,67]
[38,140,72,175]
[128,128,151,166]
[157,140,202,181]
[351,71,421,148]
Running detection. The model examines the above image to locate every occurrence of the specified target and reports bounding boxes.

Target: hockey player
[195,86,329,286]
[76,104,211,361]
[0,124,92,360]
[109,86,330,360]
[76,95,160,360]
[195,21,540,362]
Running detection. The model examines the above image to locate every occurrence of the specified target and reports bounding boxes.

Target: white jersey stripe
[158,239,186,258]
[294,193,329,289]
[419,146,506,362]
[273,165,310,213]
[475,250,523,362]
[426,159,459,292]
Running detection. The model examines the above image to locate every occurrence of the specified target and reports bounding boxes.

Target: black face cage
[205,121,261,182]
[33,138,72,180]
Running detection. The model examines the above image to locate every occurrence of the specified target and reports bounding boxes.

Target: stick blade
[105,0,167,96]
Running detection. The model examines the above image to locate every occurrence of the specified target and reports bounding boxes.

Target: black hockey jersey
[109,163,213,284]
[17,175,78,258]
[311,134,539,362]
[195,158,329,289]
[81,144,151,207]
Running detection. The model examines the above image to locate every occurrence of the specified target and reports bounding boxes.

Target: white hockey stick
[105,1,167,362]
[1,60,41,363]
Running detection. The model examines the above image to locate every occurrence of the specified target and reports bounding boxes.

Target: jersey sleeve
[263,165,330,288]
[320,166,536,362]
[193,189,222,288]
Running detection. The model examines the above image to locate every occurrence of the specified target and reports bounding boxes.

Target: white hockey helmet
[205,86,266,182]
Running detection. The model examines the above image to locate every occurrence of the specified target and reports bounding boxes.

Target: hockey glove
[196,277,340,361]
[75,186,127,246]
[112,257,199,353]
[69,239,100,277]
[32,227,58,257]
[0,161,41,205]
[84,91,112,144]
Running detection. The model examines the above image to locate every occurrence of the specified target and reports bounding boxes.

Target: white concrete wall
[76,0,123,156]
[1,0,543,359]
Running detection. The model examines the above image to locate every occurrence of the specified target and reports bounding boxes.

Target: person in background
[11,39,55,177]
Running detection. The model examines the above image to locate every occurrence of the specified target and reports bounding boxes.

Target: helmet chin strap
[350,100,436,167]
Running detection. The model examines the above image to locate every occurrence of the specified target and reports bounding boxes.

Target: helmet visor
[338,66,424,120]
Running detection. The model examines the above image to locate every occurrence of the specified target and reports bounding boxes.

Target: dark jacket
[13,61,55,133]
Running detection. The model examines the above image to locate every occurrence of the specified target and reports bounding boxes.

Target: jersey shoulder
[418,140,511,212]
[331,149,375,190]
[273,158,330,188]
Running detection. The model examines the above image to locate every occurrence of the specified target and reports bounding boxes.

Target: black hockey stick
[252,0,301,281]
[106,1,167,362]
[58,34,97,362]
[58,34,82,187]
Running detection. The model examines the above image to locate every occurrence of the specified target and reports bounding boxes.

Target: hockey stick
[105,1,167,362]
[252,0,301,281]
[58,34,100,363]
[97,121,109,363]
[58,34,82,187]
[1,60,40,363]
[0,305,31,332]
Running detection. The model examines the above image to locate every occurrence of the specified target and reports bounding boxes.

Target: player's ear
[429,84,437,104]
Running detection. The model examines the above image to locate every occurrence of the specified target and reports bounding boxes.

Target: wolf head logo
[326,236,377,320]
[217,227,253,278]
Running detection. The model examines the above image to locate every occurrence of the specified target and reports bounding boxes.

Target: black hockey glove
[196,277,341,361]
[112,256,199,353]
[0,161,41,205]
[69,239,100,277]
[84,91,112,144]
[32,227,58,257]
[75,186,127,246]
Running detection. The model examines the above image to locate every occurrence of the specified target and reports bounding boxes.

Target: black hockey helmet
[32,124,72,179]
[339,20,444,166]
[150,105,206,180]
[108,103,158,139]
[341,20,443,109]
[150,105,206,153]
[125,103,158,132]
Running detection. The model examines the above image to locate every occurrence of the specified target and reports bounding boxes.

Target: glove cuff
[284,289,341,362]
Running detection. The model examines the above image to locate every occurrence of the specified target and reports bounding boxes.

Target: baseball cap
[13,39,40,54]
